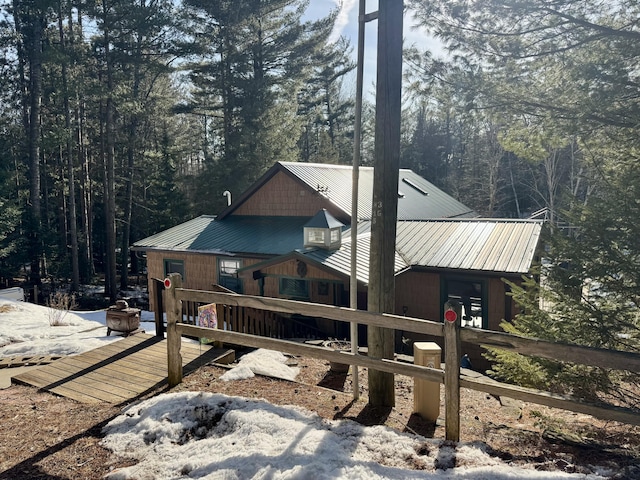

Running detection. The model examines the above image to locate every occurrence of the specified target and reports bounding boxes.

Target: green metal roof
[280,162,476,220]
[218,161,476,221]
[304,209,344,229]
[134,215,541,283]
[132,216,310,256]
[395,219,542,273]
[293,219,542,284]
[299,233,408,285]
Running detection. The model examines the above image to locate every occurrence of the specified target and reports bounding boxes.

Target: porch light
[304,209,344,250]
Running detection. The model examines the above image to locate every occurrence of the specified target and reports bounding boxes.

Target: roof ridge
[280,161,372,170]
[397,218,543,224]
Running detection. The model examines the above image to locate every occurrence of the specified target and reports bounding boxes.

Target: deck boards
[11,334,233,404]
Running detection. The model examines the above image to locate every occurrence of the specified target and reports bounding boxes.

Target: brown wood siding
[487,277,506,331]
[146,252,263,311]
[237,258,261,296]
[394,271,441,321]
[309,280,337,305]
[146,251,166,288]
[251,259,345,300]
[391,270,515,371]
[259,258,344,282]
[231,171,347,221]
[393,271,443,357]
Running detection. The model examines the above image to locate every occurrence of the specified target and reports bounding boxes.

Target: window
[280,278,309,299]
[307,228,325,245]
[218,258,242,293]
[164,259,185,279]
[330,229,340,243]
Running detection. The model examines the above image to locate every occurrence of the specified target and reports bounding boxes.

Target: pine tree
[297,36,355,164]
[410,0,640,406]
[183,0,333,212]
[0,122,24,285]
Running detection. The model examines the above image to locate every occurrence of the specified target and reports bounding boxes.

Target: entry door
[442,277,486,329]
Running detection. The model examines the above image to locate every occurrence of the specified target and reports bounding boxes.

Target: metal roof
[304,209,344,229]
[395,219,543,274]
[131,215,217,251]
[300,234,409,285]
[297,219,542,282]
[132,216,309,256]
[281,162,476,220]
[229,162,475,221]
[134,215,541,282]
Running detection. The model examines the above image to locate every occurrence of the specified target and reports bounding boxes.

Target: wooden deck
[11,334,234,404]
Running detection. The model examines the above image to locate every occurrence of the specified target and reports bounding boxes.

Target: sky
[0,297,613,479]
[304,0,445,99]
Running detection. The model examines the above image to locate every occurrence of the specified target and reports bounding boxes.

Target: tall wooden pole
[367,0,403,407]
[350,0,367,401]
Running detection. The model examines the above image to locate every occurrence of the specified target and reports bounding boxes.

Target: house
[133,161,476,302]
[132,161,542,366]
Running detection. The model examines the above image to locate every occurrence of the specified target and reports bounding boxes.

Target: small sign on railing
[198,303,217,329]
[198,303,218,346]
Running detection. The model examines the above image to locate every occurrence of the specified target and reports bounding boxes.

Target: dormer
[304,209,344,250]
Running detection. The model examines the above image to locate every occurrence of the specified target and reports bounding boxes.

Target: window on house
[280,278,309,299]
[307,229,325,245]
[218,258,242,293]
[164,259,185,279]
[443,278,486,329]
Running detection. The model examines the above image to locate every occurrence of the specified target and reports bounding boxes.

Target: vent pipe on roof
[223,190,232,206]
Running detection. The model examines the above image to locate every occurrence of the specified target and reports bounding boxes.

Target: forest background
[0,0,638,398]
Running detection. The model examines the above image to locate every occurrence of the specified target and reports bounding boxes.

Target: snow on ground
[0,299,612,479]
[101,391,609,480]
[0,298,156,357]
[220,349,299,381]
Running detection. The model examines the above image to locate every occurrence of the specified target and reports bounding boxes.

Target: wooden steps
[11,334,234,404]
[0,354,63,368]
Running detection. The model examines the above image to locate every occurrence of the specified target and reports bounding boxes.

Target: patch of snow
[220,365,255,381]
[0,299,157,357]
[0,298,615,479]
[101,391,606,480]
[221,349,299,382]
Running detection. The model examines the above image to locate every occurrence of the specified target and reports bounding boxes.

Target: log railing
[163,273,640,441]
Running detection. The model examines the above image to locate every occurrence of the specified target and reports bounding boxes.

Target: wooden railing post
[165,273,183,387]
[444,300,462,442]
[152,278,166,338]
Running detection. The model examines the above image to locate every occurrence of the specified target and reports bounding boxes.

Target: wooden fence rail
[163,274,640,441]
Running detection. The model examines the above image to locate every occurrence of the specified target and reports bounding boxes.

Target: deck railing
[163,273,640,441]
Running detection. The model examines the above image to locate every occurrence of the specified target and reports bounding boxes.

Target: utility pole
[350,0,367,401]
[367,0,403,407]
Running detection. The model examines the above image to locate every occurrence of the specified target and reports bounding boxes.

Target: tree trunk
[508,154,522,218]
[74,2,93,282]
[105,99,117,300]
[78,98,93,282]
[120,128,135,291]
[25,8,44,288]
[58,0,80,291]
[102,5,118,300]
[120,34,142,291]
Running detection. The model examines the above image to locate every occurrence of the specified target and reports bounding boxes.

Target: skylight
[402,178,429,196]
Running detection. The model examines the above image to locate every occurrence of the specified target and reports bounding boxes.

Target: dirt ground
[1,355,639,479]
